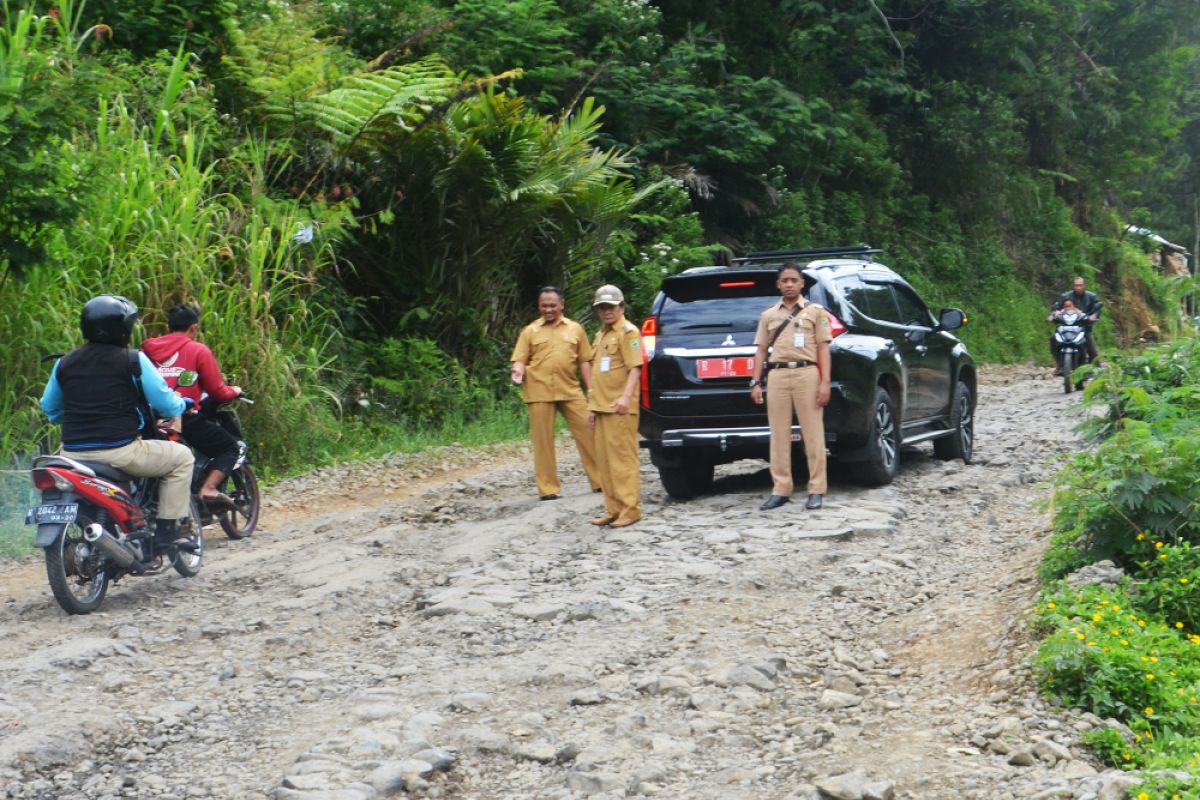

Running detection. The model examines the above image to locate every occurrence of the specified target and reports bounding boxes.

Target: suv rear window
[659,271,778,334]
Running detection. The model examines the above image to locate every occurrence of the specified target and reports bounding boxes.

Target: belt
[767,360,815,369]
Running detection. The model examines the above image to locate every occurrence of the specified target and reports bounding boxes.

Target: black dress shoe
[759,495,789,511]
[539,494,561,501]
[805,493,823,510]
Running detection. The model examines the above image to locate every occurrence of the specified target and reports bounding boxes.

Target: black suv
[638,246,975,499]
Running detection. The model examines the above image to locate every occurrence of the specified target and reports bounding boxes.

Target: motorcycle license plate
[24,503,78,525]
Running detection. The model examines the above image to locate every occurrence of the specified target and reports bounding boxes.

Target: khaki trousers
[527,399,601,496]
[593,412,641,521]
[71,438,194,520]
[766,367,827,496]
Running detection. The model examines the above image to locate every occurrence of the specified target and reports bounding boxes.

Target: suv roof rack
[732,245,881,265]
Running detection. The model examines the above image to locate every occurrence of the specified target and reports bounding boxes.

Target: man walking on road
[511,286,602,500]
[587,285,642,528]
[750,263,832,511]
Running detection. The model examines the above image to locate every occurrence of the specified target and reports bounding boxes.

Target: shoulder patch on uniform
[630,338,640,349]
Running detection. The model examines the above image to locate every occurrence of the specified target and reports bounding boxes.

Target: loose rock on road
[0,367,1138,799]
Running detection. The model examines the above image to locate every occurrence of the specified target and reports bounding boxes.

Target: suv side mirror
[938,308,967,331]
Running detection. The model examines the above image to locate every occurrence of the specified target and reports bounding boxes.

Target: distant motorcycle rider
[40,295,196,550]
[142,304,243,510]
[1048,276,1102,375]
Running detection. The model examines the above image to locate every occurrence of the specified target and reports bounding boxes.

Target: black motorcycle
[177,395,261,539]
[1052,309,1092,393]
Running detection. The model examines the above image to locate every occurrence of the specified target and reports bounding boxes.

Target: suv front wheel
[858,387,899,486]
[658,460,715,500]
[932,380,974,463]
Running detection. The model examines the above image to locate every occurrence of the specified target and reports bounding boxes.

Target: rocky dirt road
[0,368,1137,800]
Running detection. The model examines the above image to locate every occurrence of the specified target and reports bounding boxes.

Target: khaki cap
[592,284,625,306]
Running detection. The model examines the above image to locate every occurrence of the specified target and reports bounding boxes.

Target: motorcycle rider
[142,304,243,510]
[1048,276,1102,375]
[40,295,196,550]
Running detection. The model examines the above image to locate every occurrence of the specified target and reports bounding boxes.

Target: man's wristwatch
[748,378,759,388]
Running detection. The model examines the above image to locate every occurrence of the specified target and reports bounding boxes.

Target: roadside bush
[1033,584,1200,733]
[1136,541,1200,635]
[361,337,499,427]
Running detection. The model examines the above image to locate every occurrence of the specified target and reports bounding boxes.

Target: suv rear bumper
[641,424,835,466]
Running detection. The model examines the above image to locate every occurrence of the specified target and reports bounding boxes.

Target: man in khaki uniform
[587,285,642,528]
[511,286,602,500]
[750,263,832,511]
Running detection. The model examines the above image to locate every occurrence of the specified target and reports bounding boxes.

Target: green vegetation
[1038,340,1200,795]
[0,1,1198,559]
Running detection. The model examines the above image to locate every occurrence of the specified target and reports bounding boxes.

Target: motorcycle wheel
[45,513,109,615]
[219,465,260,539]
[172,500,205,577]
[1061,350,1075,394]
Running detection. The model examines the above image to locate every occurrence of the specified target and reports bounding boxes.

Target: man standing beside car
[511,286,603,501]
[587,284,642,528]
[750,263,832,511]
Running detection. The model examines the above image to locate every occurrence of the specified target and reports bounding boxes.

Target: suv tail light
[640,317,657,359]
[640,317,656,409]
[826,310,848,338]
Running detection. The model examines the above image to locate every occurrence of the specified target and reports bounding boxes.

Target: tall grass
[0,44,355,486]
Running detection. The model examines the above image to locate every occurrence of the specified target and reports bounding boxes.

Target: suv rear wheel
[658,460,715,500]
[932,380,974,463]
[858,387,899,486]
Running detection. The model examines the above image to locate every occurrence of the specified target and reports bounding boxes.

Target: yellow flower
[1181,578,1190,585]
[1092,613,1103,622]
[1121,639,1130,646]
[1136,793,1149,800]
[1177,622,1185,629]
[1150,656,1158,663]
[1112,604,1122,612]
[1160,554,1169,560]
[1076,633,1086,640]
[1145,707,1154,715]
[1047,602,1057,609]
[1146,673,1155,680]
[1087,641,1097,647]
[1137,533,1146,541]
[1155,541,1164,548]
[1138,620,1147,627]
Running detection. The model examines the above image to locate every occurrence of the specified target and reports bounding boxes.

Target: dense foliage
[1037,337,1200,795]
[1,0,1198,545]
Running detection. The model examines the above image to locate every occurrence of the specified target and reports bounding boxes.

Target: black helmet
[81,295,139,346]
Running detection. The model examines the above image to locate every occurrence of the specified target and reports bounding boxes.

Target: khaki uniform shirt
[754,299,832,364]
[510,317,592,403]
[588,315,642,414]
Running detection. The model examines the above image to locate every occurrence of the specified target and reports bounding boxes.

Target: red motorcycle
[26,453,204,615]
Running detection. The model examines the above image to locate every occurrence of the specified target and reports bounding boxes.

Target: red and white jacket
[142,332,239,411]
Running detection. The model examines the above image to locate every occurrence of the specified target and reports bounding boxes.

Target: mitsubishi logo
[721,335,736,346]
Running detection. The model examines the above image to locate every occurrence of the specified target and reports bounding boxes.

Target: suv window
[660,296,768,334]
[658,271,778,334]
[837,275,898,322]
[892,283,935,327]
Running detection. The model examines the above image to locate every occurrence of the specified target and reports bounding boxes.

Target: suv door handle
[914,345,928,355]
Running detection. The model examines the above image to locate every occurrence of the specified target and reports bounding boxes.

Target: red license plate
[696,357,755,379]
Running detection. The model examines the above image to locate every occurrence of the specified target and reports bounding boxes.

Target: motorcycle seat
[76,461,135,484]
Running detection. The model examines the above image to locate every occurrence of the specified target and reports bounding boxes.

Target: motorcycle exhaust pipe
[82,524,143,572]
